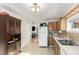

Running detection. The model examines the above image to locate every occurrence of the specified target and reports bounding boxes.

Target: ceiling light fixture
[31,3,40,13]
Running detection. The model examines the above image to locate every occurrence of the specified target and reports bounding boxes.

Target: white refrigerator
[39,26,48,47]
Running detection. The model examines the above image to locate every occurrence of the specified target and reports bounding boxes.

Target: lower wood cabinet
[15,40,21,54]
[7,39,21,55]
[8,43,15,55]
[48,37,60,55]
[48,37,54,46]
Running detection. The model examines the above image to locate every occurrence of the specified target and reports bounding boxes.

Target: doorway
[31,26,38,38]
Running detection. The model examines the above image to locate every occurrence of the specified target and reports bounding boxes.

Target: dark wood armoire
[0,15,21,55]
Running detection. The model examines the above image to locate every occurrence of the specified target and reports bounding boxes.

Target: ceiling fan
[31,3,40,13]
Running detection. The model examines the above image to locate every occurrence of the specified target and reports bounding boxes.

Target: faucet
[66,33,73,45]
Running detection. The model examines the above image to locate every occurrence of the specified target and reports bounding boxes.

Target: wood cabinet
[48,22,53,31]
[0,16,7,54]
[60,18,67,30]
[52,22,57,31]
[56,21,61,31]
[15,19,21,34]
[48,37,60,55]
[0,15,21,55]
[8,17,16,35]
[48,21,60,31]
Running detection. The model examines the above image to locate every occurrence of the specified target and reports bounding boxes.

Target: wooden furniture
[48,37,60,55]
[48,21,60,31]
[48,22,53,31]
[60,18,67,30]
[0,15,21,55]
[48,21,61,55]
[56,21,61,31]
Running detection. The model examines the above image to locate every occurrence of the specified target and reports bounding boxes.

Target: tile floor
[21,38,55,55]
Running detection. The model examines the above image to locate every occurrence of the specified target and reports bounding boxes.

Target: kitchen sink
[58,40,74,45]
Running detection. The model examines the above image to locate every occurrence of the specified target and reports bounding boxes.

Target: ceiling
[0,3,75,23]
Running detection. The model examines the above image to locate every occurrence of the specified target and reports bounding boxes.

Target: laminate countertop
[61,45,79,55]
[53,36,79,55]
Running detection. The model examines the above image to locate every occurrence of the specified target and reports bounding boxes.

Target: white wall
[21,20,31,48]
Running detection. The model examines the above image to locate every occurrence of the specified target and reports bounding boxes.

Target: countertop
[53,36,79,55]
[62,45,79,55]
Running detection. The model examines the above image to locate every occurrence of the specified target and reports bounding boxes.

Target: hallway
[21,38,55,55]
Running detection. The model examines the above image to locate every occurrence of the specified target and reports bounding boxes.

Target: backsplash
[49,31,59,36]
[73,40,79,46]
[68,32,79,46]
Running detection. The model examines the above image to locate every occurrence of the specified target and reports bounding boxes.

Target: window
[67,19,74,30]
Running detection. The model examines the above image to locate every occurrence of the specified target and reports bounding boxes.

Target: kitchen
[35,3,79,55]
[0,3,79,55]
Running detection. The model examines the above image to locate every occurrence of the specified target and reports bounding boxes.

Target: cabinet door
[15,40,21,53]
[48,37,54,46]
[7,43,15,55]
[52,22,57,31]
[9,17,16,35]
[56,21,60,31]
[48,22,53,31]
[15,19,21,34]
[0,16,7,55]
[48,22,58,31]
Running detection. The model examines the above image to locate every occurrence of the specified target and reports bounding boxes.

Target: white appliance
[39,26,48,47]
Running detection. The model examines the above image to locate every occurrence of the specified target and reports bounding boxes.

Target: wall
[68,32,79,46]
[21,20,31,48]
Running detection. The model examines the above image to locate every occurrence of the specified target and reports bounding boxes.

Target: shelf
[8,40,15,44]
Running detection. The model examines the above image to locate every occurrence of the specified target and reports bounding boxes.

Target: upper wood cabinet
[48,21,60,31]
[48,22,53,31]
[7,16,21,35]
[56,21,61,31]
[53,22,57,31]
[60,18,67,30]
[15,19,21,34]
[8,16,16,35]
